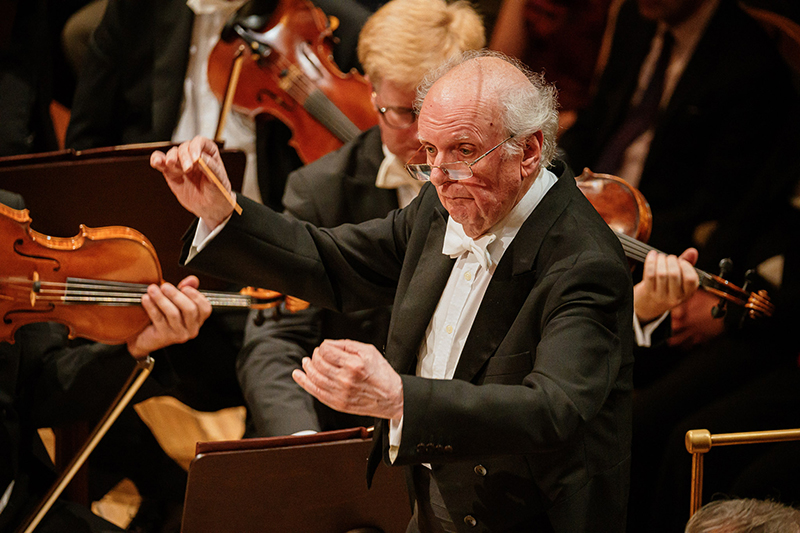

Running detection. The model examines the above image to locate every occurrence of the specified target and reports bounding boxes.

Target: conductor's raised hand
[150,136,234,229]
[126,275,212,359]
[292,339,404,420]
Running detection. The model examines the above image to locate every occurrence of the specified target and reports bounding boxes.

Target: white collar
[375,145,424,192]
[442,166,558,269]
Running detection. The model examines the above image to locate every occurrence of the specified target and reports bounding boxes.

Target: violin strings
[0,277,255,308]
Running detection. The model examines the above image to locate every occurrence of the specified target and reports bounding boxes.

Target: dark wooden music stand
[0,142,246,287]
[181,427,412,533]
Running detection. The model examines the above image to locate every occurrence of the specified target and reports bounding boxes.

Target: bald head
[431,56,531,109]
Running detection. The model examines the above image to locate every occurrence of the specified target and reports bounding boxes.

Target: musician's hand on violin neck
[634,248,700,324]
[126,275,212,359]
[150,136,234,229]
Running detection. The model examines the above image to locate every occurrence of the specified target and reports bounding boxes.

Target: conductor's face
[418,58,542,238]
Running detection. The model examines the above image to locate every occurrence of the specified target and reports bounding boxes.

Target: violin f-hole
[257,87,294,111]
[4,302,56,325]
[13,239,62,271]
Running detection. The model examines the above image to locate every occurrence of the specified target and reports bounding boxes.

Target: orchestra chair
[685,427,800,518]
[180,427,412,533]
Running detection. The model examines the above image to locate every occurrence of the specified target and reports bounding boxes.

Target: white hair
[685,498,800,533]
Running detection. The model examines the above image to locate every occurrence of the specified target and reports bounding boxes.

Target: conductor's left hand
[292,339,404,420]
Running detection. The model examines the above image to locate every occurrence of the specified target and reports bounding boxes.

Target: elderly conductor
[152,51,634,533]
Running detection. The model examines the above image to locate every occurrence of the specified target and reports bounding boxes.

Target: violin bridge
[29,271,40,307]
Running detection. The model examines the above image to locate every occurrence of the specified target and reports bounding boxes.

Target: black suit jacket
[237,126,398,436]
[560,0,799,270]
[181,163,634,532]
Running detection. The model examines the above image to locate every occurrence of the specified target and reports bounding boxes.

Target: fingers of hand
[177,275,200,290]
[181,284,212,325]
[298,355,351,411]
[679,259,700,293]
[150,150,166,171]
[143,283,198,343]
[679,247,699,266]
[642,250,658,289]
[178,142,196,173]
[292,365,317,396]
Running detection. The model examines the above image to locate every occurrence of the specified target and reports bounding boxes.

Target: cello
[576,168,774,320]
[207,0,378,164]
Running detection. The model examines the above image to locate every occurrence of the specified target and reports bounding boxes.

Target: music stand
[181,427,411,533]
[0,142,246,287]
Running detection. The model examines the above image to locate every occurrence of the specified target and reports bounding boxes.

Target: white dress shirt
[374,145,424,209]
[389,168,558,459]
[173,0,262,202]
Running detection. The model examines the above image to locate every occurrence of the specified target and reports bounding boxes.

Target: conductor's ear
[521,131,543,178]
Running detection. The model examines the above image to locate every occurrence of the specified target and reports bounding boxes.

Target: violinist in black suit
[65,0,372,210]
[559,1,800,528]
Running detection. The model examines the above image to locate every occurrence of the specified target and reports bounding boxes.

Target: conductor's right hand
[150,136,234,230]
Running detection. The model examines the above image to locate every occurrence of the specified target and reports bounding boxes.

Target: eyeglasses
[372,92,416,129]
[405,136,515,181]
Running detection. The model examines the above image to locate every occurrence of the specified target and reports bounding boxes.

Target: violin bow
[16,357,155,533]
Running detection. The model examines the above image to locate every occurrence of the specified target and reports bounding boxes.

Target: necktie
[442,221,496,271]
[594,31,674,175]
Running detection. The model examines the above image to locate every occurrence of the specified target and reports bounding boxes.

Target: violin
[208,0,378,163]
[576,168,774,320]
[0,203,308,345]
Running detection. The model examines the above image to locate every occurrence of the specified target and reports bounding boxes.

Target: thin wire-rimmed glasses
[405,136,515,181]
[372,92,416,129]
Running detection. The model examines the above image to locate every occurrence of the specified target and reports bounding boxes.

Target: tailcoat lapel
[385,208,454,375]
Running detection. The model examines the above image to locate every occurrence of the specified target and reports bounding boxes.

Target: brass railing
[685,427,800,517]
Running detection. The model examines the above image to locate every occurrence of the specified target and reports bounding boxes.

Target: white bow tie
[442,221,496,271]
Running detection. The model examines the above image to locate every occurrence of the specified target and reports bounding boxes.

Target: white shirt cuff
[388,415,403,464]
[633,311,669,347]
[186,214,232,262]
